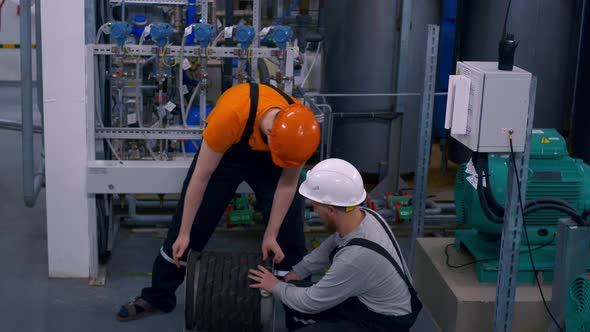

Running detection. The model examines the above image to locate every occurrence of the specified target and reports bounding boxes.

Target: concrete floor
[0,85,440,331]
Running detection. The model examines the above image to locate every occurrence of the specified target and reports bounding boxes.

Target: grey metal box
[452,61,532,153]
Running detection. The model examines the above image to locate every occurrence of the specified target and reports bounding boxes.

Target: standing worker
[249,159,422,332]
[116,83,320,321]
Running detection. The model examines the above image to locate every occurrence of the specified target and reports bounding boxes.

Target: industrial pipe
[35,0,44,140]
[21,0,44,207]
[0,119,43,133]
[125,195,175,225]
[306,92,448,97]
[222,0,233,91]
[424,199,443,215]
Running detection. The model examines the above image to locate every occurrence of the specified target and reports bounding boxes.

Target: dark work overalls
[283,209,423,332]
[141,83,308,312]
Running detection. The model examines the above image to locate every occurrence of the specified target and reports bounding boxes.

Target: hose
[524,204,585,226]
[211,29,225,47]
[473,153,585,225]
[481,153,505,216]
[257,58,271,84]
[525,198,577,211]
[475,155,504,223]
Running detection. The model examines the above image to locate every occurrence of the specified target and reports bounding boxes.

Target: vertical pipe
[211,0,217,32]
[35,0,44,142]
[317,0,326,36]
[395,0,413,114]
[121,0,125,22]
[187,0,197,46]
[223,0,234,92]
[21,0,35,207]
[251,0,261,81]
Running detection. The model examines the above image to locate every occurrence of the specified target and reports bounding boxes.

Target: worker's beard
[321,218,338,234]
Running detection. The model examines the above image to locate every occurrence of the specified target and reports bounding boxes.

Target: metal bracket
[91,44,285,58]
[200,0,208,24]
[492,76,537,332]
[95,127,203,140]
[408,24,440,272]
[251,0,261,82]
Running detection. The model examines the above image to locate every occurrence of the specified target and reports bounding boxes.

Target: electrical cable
[473,151,585,225]
[509,134,564,332]
[475,155,505,223]
[524,203,585,226]
[525,198,577,211]
[481,153,506,216]
[445,235,556,269]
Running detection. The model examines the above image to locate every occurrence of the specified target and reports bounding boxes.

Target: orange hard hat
[270,104,321,168]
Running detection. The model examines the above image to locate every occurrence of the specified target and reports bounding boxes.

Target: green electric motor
[454,128,590,282]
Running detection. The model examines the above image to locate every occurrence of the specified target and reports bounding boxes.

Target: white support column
[42,0,97,278]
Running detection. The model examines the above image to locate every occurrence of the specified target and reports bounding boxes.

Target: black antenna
[498,0,517,71]
[501,0,513,38]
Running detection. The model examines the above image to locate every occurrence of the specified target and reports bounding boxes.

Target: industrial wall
[571,1,590,164]
[458,0,581,131]
[0,0,37,81]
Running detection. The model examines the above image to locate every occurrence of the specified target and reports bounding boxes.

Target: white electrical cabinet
[446,61,532,153]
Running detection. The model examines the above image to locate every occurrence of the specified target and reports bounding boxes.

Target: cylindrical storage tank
[321,0,399,174]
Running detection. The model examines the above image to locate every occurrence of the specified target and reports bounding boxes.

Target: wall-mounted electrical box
[445,61,532,153]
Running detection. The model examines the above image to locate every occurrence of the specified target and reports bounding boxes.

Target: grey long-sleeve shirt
[272,209,412,315]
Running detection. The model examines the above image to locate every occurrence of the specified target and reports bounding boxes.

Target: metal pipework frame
[301,94,333,161]
[87,42,297,195]
[90,44,296,94]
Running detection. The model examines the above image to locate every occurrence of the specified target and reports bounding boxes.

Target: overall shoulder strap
[263,83,295,104]
[344,238,418,297]
[362,208,407,275]
[238,83,260,145]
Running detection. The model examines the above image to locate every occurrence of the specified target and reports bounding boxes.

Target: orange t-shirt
[203,83,300,153]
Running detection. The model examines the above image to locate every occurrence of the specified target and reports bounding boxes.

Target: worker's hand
[172,233,190,268]
[262,235,284,263]
[248,265,280,293]
[283,271,301,282]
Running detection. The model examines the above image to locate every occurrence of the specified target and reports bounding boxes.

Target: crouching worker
[248,158,422,332]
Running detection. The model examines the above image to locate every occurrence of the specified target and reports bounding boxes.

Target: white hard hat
[299,158,367,207]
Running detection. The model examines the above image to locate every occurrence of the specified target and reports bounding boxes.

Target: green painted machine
[454,128,590,283]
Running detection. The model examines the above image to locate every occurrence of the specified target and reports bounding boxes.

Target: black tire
[185,251,201,330]
[185,251,264,332]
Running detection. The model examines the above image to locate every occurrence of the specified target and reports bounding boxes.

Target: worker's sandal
[116,297,160,321]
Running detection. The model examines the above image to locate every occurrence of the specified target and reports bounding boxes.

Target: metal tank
[321,0,399,174]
